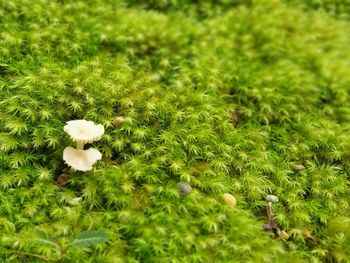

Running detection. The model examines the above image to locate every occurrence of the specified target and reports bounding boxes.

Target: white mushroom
[63,147,102,172]
[266,195,279,203]
[64,120,104,149]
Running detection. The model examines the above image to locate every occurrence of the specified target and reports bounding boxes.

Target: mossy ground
[1,0,350,262]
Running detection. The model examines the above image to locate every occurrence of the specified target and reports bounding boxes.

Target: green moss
[0,0,350,262]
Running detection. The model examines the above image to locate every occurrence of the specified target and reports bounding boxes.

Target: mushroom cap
[63,147,102,172]
[64,120,104,144]
[266,195,279,203]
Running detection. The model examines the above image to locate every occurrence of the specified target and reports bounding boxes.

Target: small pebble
[266,195,279,203]
[113,116,125,126]
[293,164,305,172]
[177,182,192,195]
[223,193,237,207]
[57,173,70,186]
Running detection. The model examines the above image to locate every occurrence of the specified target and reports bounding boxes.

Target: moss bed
[1,0,350,262]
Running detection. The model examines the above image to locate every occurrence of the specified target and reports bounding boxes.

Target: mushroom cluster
[63,120,104,172]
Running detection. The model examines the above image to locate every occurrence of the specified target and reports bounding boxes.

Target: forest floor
[0,1,350,262]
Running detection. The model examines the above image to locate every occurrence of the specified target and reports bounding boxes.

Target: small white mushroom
[266,195,279,203]
[63,147,102,172]
[64,120,104,149]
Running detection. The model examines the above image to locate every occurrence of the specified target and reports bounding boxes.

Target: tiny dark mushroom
[263,195,290,240]
[177,182,192,195]
[57,173,70,186]
[293,164,305,172]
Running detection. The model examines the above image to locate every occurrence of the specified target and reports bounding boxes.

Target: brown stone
[113,116,125,126]
[57,173,70,186]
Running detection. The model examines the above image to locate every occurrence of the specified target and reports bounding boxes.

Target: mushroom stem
[76,141,85,150]
[267,202,274,224]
